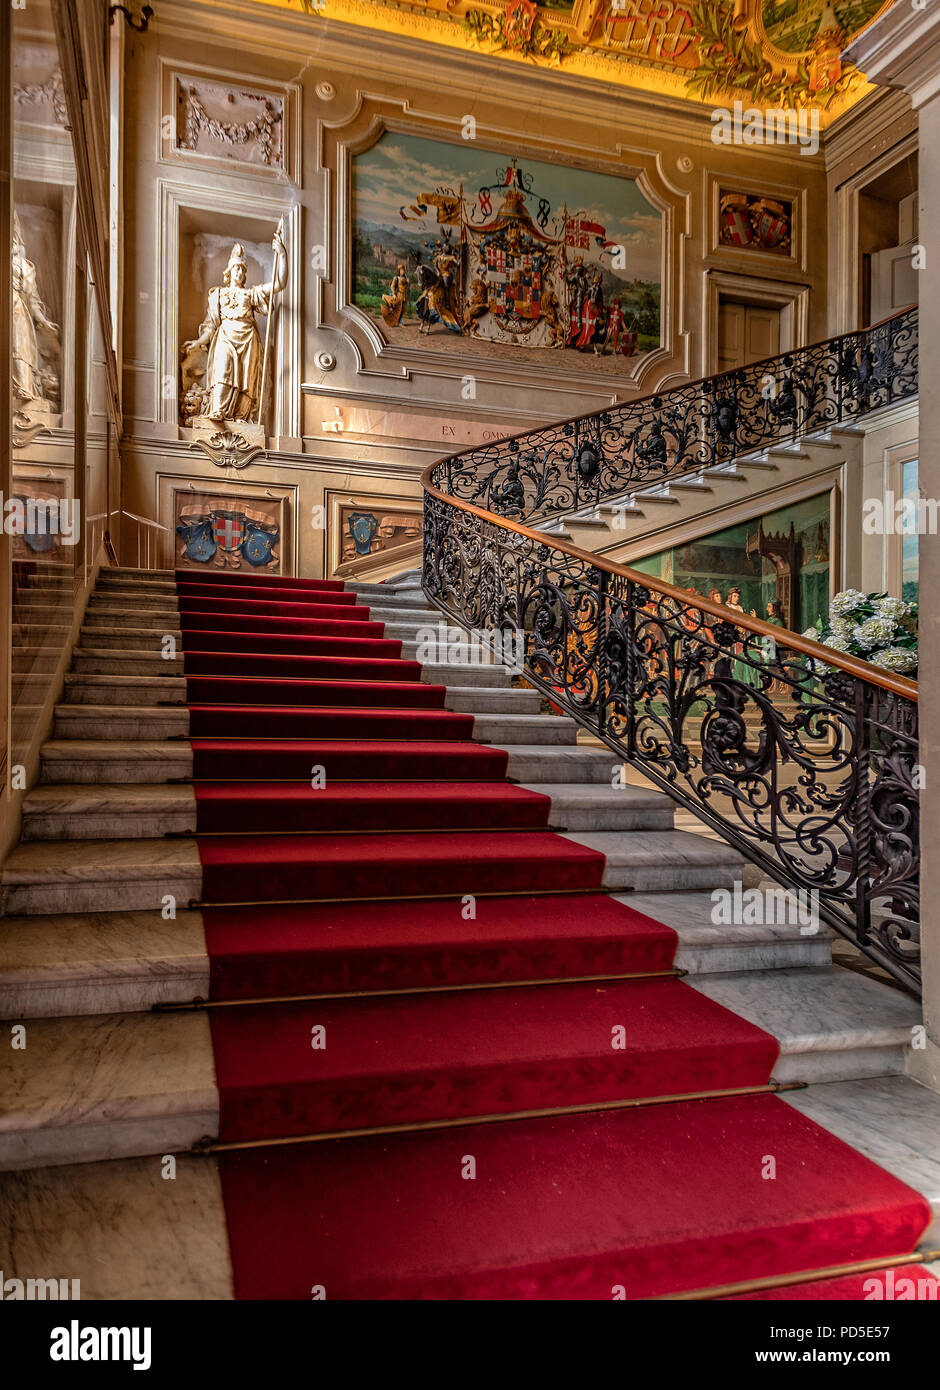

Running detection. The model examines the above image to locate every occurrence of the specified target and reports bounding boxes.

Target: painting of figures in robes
[351,131,662,370]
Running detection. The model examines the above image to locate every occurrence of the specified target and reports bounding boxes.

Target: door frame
[705,270,811,376]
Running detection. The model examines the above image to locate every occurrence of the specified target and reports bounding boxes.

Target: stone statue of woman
[182,225,287,426]
[12,212,59,406]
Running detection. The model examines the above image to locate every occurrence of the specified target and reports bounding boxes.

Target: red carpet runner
[177,568,936,1301]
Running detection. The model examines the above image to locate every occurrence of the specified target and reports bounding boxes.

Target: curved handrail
[421,472,918,702]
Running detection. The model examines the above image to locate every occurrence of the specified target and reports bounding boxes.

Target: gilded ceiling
[255,0,895,116]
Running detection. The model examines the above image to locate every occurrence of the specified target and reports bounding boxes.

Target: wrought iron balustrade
[422,309,921,994]
[430,305,918,526]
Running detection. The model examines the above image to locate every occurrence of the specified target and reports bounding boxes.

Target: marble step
[1,816,741,915]
[21,784,197,840]
[91,586,179,608]
[0,909,208,1018]
[0,1143,928,1302]
[688,966,922,1084]
[64,674,186,706]
[54,704,189,741]
[420,661,513,688]
[471,712,578,746]
[78,626,181,650]
[353,590,432,610]
[19,778,676,842]
[0,964,921,1171]
[501,743,621,783]
[624,890,832,974]
[0,889,830,1021]
[442,686,540,714]
[97,574,175,593]
[563,829,745,892]
[782,1076,940,1244]
[0,1010,217,1170]
[89,593,179,613]
[0,838,202,916]
[73,647,186,676]
[84,606,182,629]
[40,739,193,784]
[523,783,675,832]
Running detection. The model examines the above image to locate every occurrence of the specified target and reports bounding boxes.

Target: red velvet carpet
[178,568,933,1300]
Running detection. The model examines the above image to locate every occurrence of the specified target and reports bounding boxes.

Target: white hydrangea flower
[829,588,867,618]
[822,632,853,653]
[873,596,911,622]
[853,615,896,649]
[869,647,917,674]
[801,627,821,641]
[829,617,855,641]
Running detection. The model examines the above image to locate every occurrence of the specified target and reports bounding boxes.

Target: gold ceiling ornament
[686,0,895,108]
[271,0,886,115]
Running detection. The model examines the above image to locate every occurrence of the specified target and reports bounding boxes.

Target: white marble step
[0,964,922,1171]
[689,967,922,1083]
[523,783,675,832]
[0,888,833,1021]
[563,829,745,892]
[41,739,193,784]
[421,661,513,689]
[471,711,578,746]
[624,890,832,974]
[782,1076,940,1244]
[501,743,621,783]
[442,686,540,714]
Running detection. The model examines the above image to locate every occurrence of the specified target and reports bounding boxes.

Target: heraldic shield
[348,511,380,556]
[176,518,217,564]
[241,520,279,566]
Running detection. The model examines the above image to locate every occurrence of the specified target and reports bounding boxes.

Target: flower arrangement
[803,590,918,678]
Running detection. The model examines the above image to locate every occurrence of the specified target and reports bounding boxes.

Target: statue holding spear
[182,218,287,438]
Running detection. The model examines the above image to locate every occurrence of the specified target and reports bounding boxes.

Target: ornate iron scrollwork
[423,306,920,994]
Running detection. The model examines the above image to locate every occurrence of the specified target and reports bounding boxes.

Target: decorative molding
[159,60,300,181]
[843,0,940,109]
[188,430,266,469]
[13,67,68,128]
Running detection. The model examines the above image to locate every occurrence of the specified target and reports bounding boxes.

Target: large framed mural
[352,132,662,369]
[630,490,834,635]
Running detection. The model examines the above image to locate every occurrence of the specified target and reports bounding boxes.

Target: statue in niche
[181,223,287,448]
[11,211,60,412]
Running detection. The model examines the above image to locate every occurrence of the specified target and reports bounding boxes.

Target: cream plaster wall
[119,0,836,579]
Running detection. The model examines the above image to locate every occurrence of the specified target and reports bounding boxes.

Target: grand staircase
[0,564,937,1299]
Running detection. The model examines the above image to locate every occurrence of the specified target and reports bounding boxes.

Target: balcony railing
[422,307,920,994]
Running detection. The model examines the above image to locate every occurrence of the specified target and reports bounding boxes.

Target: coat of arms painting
[174,491,284,574]
[352,132,662,366]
